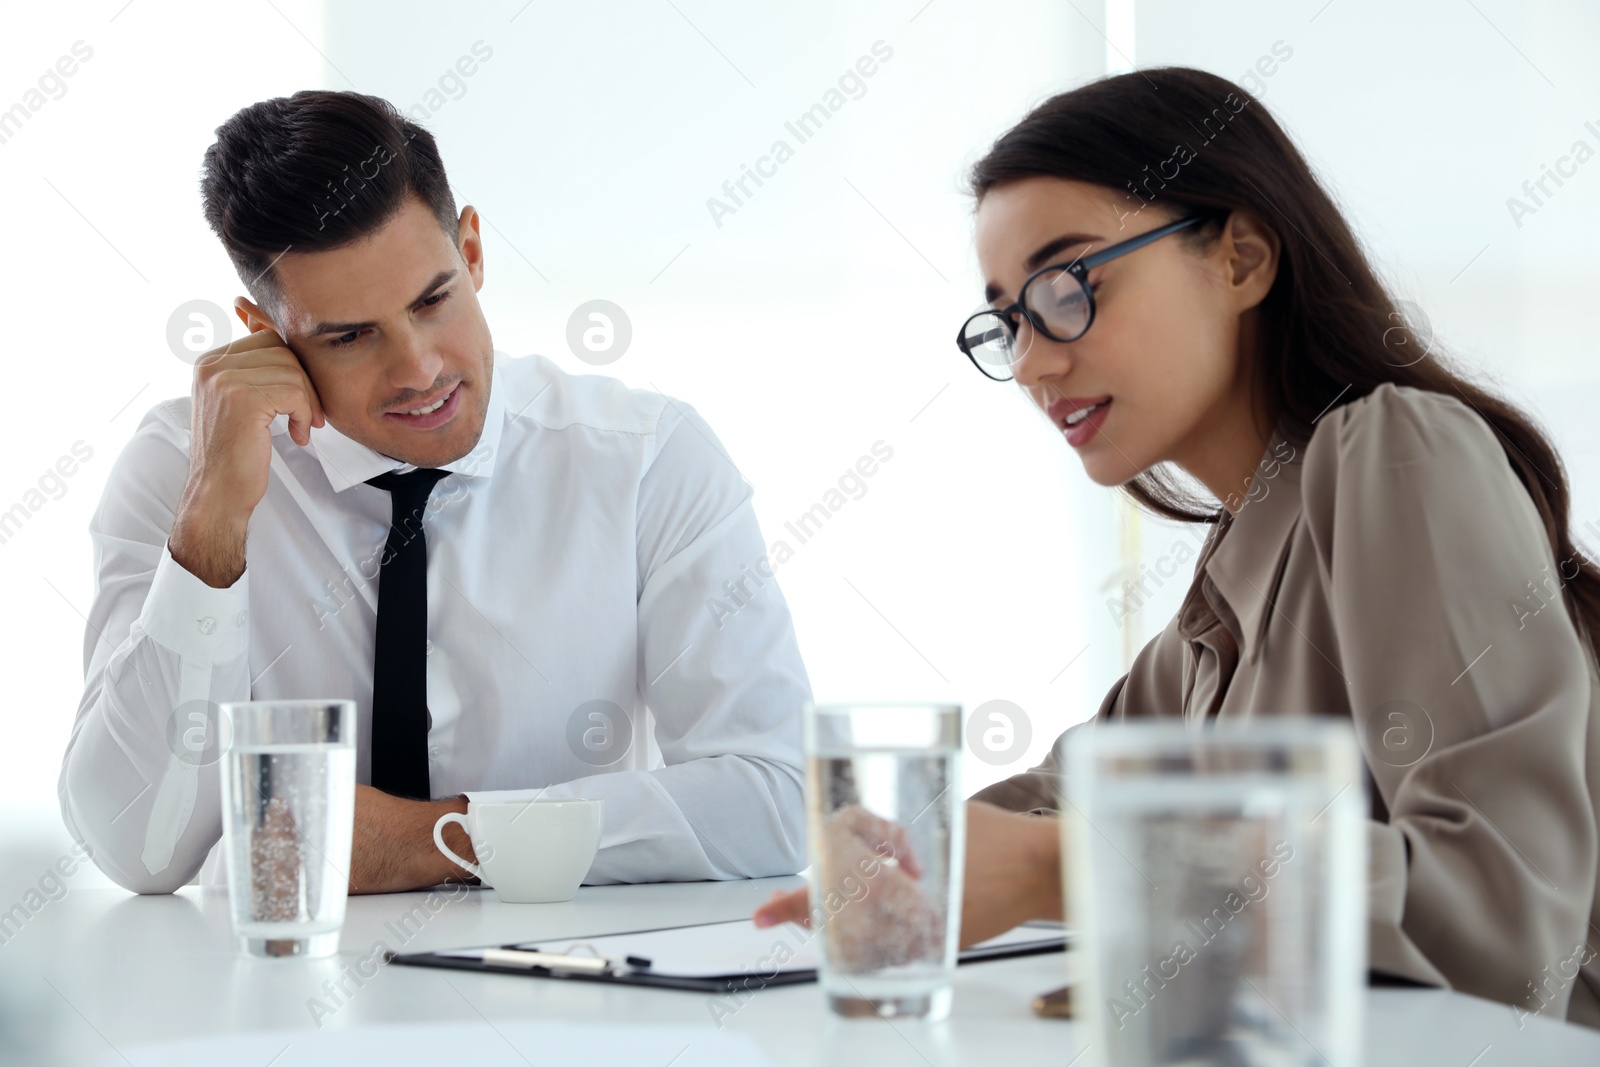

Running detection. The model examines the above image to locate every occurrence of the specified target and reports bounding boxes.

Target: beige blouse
[975,382,1600,1029]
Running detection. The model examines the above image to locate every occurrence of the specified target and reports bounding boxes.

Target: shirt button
[197,616,216,635]
[236,610,247,628]
[425,640,434,656]
[428,744,442,760]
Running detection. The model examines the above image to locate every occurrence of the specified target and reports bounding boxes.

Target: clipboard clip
[481,940,652,976]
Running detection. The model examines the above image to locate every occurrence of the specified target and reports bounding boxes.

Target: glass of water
[1062,719,1366,1067]
[803,702,965,1021]
[219,699,357,959]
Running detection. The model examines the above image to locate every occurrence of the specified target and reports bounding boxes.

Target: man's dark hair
[200,89,459,311]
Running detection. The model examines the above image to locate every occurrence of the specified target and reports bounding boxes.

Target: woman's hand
[753,800,1063,948]
[807,804,941,970]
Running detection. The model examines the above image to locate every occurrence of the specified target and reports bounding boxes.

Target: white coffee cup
[432,799,603,903]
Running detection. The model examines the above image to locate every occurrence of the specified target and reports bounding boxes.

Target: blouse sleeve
[1302,383,1599,1008]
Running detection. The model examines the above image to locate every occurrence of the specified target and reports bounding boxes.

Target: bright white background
[2,0,1598,842]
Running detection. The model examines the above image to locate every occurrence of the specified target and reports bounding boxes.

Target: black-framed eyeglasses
[956,214,1211,381]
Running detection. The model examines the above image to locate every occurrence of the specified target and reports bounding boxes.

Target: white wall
[5,0,1597,827]
[0,0,324,830]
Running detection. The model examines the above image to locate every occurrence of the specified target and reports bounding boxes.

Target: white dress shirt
[58,351,811,893]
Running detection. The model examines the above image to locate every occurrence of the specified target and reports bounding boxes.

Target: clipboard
[388,919,1069,994]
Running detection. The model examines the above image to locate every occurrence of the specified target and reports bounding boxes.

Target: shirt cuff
[135,540,250,665]
[461,786,577,807]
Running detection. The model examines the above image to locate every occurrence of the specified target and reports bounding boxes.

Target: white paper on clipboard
[438,919,1067,979]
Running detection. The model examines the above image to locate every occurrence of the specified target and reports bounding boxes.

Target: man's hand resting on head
[169,328,327,590]
[753,800,1063,948]
[348,785,481,894]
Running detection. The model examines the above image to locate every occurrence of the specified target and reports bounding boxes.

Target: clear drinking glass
[219,699,357,959]
[1062,719,1366,1067]
[803,702,965,1021]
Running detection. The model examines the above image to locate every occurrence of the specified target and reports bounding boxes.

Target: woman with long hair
[756,65,1600,1028]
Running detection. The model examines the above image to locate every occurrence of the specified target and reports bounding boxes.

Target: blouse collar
[1179,424,1307,663]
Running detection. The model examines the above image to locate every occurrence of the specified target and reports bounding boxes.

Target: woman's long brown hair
[969,66,1600,658]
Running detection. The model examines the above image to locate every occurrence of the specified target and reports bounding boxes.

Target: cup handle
[432,812,485,882]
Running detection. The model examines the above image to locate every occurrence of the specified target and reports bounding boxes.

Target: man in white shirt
[58,89,810,894]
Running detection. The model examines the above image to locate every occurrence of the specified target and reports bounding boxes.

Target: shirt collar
[1184,424,1306,663]
[281,357,506,492]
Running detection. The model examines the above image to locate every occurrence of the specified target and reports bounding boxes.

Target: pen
[480,948,654,975]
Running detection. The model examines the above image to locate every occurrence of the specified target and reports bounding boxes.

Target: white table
[4,861,1598,1066]
[3,806,1600,1062]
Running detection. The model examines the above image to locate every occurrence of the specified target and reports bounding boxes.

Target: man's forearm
[350,787,479,894]
[168,498,249,589]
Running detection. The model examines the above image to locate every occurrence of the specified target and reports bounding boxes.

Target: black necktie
[364,467,450,799]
